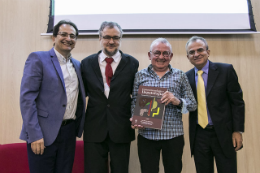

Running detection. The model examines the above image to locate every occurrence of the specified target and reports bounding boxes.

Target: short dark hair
[99,21,123,37]
[185,36,209,53]
[53,20,79,37]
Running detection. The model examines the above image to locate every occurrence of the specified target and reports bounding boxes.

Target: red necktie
[105,58,114,87]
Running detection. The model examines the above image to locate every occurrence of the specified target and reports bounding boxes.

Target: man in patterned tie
[81,21,139,173]
[185,36,245,173]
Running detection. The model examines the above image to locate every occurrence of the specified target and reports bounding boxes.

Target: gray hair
[185,36,209,53]
[98,21,123,37]
[150,38,172,52]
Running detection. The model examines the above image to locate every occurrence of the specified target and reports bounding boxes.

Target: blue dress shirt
[194,60,213,125]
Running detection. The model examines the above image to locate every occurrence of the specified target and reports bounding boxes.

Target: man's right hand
[31,138,45,155]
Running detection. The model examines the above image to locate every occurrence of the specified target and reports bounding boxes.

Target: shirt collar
[100,51,121,63]
[147,64,173,73]
[54,48,72,64]
[194,60,209,75]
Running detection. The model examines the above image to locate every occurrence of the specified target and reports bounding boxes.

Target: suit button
[63,105,66,107]
[107,104,110,107]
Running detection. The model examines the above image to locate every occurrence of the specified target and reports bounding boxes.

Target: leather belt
[205,125,214,129]
[61,119,74,126]
[197,124,214,130]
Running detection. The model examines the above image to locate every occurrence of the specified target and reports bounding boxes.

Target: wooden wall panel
[0,0,259,172]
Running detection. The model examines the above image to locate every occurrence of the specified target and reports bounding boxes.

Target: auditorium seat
[0,141,84,173]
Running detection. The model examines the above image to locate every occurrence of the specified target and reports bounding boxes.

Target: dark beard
[104,47,118,57]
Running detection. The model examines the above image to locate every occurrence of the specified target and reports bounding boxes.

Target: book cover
[132,86,167,130]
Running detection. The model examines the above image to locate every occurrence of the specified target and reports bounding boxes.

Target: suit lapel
[71,58,80,78]
[71,58,84,92]
[111,51,128,82]
[49,48,66,92]
[71,58,86,111]
[206,61,219,96]
[187,69,197,100]
[90,52,104,87]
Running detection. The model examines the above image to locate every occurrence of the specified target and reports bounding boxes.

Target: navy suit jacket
[186,61,245,158]
[20,48,86,146]
[81,50,139,143]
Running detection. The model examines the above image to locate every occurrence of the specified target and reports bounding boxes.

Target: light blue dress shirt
[194,60,213,125]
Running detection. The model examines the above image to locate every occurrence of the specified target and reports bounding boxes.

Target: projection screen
[46,0,256,34]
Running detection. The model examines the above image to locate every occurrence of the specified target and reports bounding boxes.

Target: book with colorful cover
[132,86,167,129]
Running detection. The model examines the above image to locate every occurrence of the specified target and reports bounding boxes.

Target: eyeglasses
[102,36,121,41]
[150,51,171,58]
[57,32,77,39]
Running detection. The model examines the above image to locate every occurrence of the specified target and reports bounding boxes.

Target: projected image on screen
[49,0,256,34]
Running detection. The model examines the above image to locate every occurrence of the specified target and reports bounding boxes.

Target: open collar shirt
[131,64,197,140]
[54,48,79,120]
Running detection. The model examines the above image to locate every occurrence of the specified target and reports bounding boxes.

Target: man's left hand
[161,91,180,106]
[232,132,243,151]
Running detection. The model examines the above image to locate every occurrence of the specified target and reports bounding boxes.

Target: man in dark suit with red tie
[185,36,245,173]
[81,21,139,173]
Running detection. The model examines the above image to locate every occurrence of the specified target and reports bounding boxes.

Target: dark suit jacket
[186,61,245,158]
[81,50,139,143]
[20,48,86,146]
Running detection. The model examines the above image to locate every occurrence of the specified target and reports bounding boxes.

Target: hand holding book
[131,86,167,129]
[161,91,181,106]
[130,118,145,129]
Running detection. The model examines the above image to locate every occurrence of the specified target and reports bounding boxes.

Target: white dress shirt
[54,49,79,120]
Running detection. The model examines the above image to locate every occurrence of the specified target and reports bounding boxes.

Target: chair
[0,141,84,173]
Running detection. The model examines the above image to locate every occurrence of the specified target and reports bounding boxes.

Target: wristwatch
[177,99,183,108]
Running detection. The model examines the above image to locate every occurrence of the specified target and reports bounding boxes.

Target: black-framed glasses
[57,32,77,39]
[102,36,121,41]
[150,51,171,57]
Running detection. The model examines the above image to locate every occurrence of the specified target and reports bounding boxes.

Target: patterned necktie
[105,58,114,87]
[197,70,208,128]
